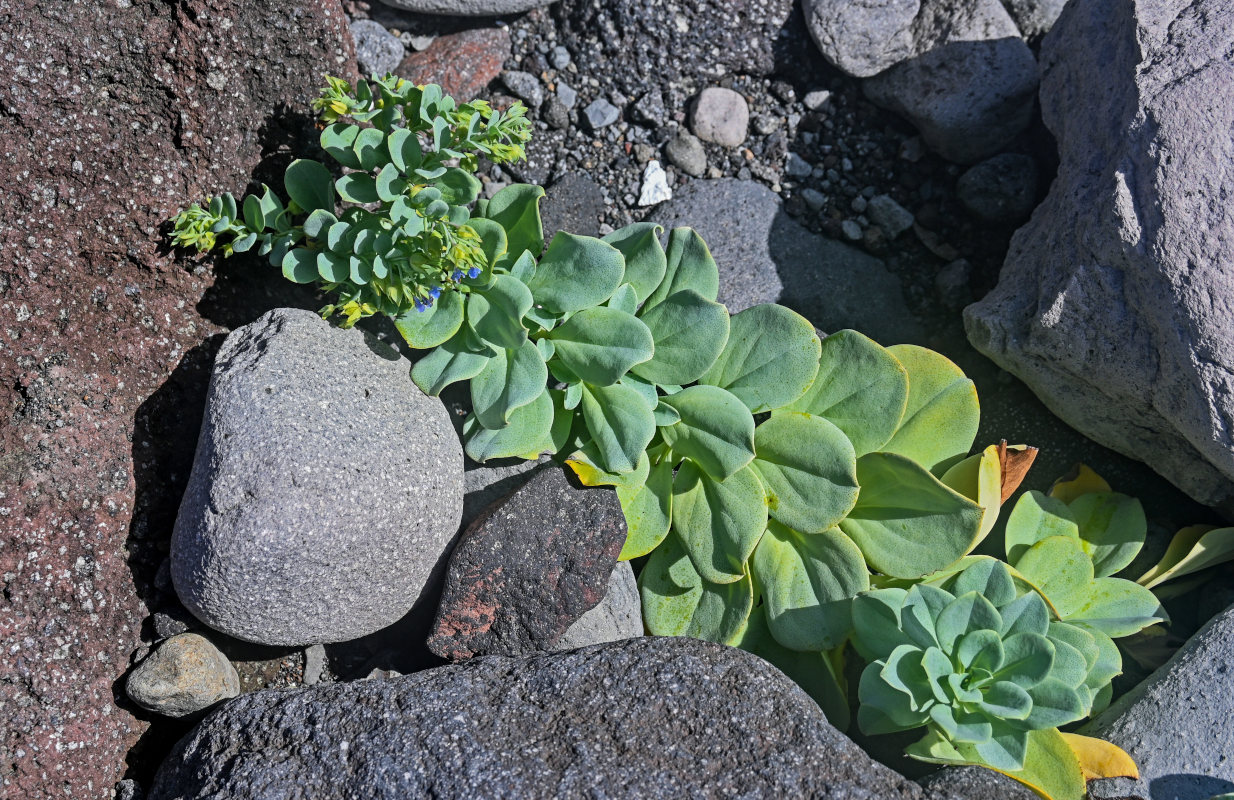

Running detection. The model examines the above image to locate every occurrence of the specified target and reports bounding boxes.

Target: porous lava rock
[0,1,353,796]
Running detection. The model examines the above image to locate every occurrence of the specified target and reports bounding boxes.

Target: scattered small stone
[395,27,510,101]
[956,153,1039,223]
[770,80,796,104]
[802,89,831,111]
[403,33,436,52]
[632,143,655,163]
[125,633,240,718]
[784,152,813,179]
[935,259,974,310]
[899,137,927,162]
[800,188,826,212]
[151,608,194,641]
[542,97,569,129]
[631,90,666,127]
[582,97,620,130]
[841,219,863,241]
[690,86,749,147]
[866,194,915,237]
[638,160,672,206]
[303,644,326,687]
[753,115,780,136]
[556,81,578,109]
[664,132,707,178]
[501,70,544,109]
[350,20,405,78]
[851,195,868,214]
[548,44,571,69]
[114,779,143,800]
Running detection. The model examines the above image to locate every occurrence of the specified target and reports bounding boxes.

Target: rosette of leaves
[170,75,531,326]
[851,559,1120,799]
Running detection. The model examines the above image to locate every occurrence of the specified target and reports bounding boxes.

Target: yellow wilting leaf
[1049,464,1111,504]
[1137,525,1234,590]
[1058,733,1139,781]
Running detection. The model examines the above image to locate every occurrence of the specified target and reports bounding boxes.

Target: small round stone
[349,20,405,78]
[125,633,240,718]
[690,87,749,147]
[664,133,707,178]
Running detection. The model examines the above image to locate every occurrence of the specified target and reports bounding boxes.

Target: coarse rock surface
[350,19,405,77]
[0,1,353,796]
[651,179,922,343]
[552,561,643,651]
[919,765,1041,799]
[862,36,1038,164]
[539,172,606,240]
[147,637,931,800]
[964,0,1234,513]
[395,26,510,99]
[171,308,463,646]
[125,634,240,718]
[377,0,555,15]
[802,0,1026,78]
[1083,603,1234,800]
[690,86,750,147]
[956,153,1039,223]
[999,0,1068,38]
[427,464,626,660]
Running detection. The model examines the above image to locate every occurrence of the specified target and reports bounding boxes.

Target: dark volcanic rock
[395,26,510,100]
[0,1,353,796]
[964,0,1234,512]
[427,464,627,660]
[148,637,930,800]
[539,172,606,240]
[919,765,1041,799]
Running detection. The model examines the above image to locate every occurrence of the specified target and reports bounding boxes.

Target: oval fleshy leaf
[602,222,666,304]
[1068,492,1146,578]
[394,290,464,349]
[466,274,532,351]
[631,289,730,385]
[751,412,859,534]
[410,333,494,396]
[1066,577,1164,638]
[1013,535,1094,619]
[284,159,335,213]
[470,340,547,430]
[548,306,654,386]
[525,232,625,314]
[699,304,821,413]
[463,389,554,462]
[1004,490,1080,565]
[1137,525,1234,590]
[672,461,767,584]
[659,385,756,481]
[616,454,674,560]
[882,344,979,474]
[578,382,656,474]
[485,183,545,267]
[643,227,719,310]
[639,535,753,645]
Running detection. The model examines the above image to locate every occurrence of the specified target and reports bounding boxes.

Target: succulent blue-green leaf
[851,588,913,661]
[1023,679,1086,728]
[607,283,638,315]
[410,334,494,396]
[547,307,654,386]
[992,632,1054,689]
[485,183,544,267]
[620,374,658,410]
[782,330,909,456]
[988,728,1085,800]
[602,222,666,304]
[302,209,337,239]
[579,382,656,474]
[658,385,756,481]
[535,337,555,363]
[1013,535,1094,618]
[258,184,284,229]
[1137,525,1234,590]
[470,340,547,429]
[321,123,362,169]
[463,389,553,462]
[935,592,1002,652]
[643,227,718,310]
[882,344,979,474]
[242,194,265,232]
[466,274,532,350]
[524,304,560,333]
[699,304,821,413]
[979,681,1033,721]
[386,128,422,173]
[874,645,935,719]
[1047,622,1098,673]
[281,248,318,283]
[672,461,767,584]
[525,232,625,314]
[231,232,257,253]
[1068,492,1146,578]
[1005,490,1080,565]
[544,388,575,455]
[631,289,729,385]
[566,444,649,490]
[737,607,850,729]
[354,127,387,171]
[929,704,993,744]
[316,251,349,282]
[652,401,680,426]
[900,583,955,650]
[1084,628,1122,698]
[950,558,1016,608]
[325,221,353,252]
[617,453,674,560]
[838,452,983,579]
[375,163,406,203]
[955,629,1003,673]
[349,256,372,284]
[1067,577,1164,638]
[638,535,753,645]
[436,166,481,205]
[751,412,859,534]
[563,380,582,411]
[336,172,379,204]
[940,445,1003,544]
[752,521,868,651]
[394,290,464,349]
[998,592,1050,638]
[971,725,1031,772]
[1046,635,1089,689]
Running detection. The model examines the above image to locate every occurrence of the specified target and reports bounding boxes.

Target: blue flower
[429,286,442,299]
[451,269,464,281]
[467,266,481,279]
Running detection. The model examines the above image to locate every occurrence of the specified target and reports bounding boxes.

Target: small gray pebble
[403,33,436,52]
[114,779,143,800]
[303,644,326,686]
[549,45,571,69]
[803,89,831,111]
[631,91,666,127]
[502,70,544,109]
[851,195,868,214]
[152,610,192,640]
[841,219,863,241]
[754,115,780,136]
[583,98,620,130]
[349,20,404,78]
[800,188,826,212]
[664,133,707,178]
[935,259,973,310]
[866,194,915,237]
[785,152,812,179]
[543,98,570,130]
[556,81,578,110]
[690,86,749,147]
[126,634,240,718]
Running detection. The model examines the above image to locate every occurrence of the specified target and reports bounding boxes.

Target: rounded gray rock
[171,308,463,646]
[663,132,707,177]
[147,637,930,800]
[349,20,404,78]
[375,0,553,16]
[956,153,1039,222]
[125,633,239,718]
[690,87,749,147]
[500,69,543,108]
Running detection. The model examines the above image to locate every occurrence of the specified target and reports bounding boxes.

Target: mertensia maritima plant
[172,75,1234,800]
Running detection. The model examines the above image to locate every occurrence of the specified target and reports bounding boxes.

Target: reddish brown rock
[428,465,627,661]
[395,27,510,100]
[0,1,354,796]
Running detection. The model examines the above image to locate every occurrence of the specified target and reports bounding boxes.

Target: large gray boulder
[171,308,463,646]
[964,0,1234,513]
[1082,603,1234,800]
[147,637,930,799]
[376,0,553,15]
[651,179,922,345]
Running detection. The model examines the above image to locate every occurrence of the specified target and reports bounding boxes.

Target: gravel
[638,159,673,206]
[125,634,240,718]
[583,97,620,130]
